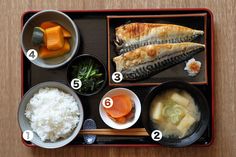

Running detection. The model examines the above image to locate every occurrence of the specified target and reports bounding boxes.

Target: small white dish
[99,88,141,130]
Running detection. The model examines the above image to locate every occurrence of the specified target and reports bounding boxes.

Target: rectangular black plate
[108,14,208,86]
[22,9,214,146]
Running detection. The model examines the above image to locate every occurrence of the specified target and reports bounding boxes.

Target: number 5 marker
[71,78,82,90]
[23,130,34,141]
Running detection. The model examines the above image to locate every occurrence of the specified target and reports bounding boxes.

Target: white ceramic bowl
[21,10,79,69]
[18,82,84,149]
[99,88,141,130]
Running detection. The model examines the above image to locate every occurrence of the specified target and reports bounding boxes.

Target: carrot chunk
[40,21,58,29]
[116,116,126,123]
[40,21,71,38]
[104,95,133,118]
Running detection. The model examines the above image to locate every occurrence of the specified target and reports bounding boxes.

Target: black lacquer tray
[21,8,214,147]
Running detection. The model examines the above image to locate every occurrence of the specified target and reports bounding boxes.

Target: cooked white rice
[25,87,80,142]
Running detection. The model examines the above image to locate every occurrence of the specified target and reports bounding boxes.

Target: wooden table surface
[0,0,235,156]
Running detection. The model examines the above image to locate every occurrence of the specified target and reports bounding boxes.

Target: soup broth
[150,89,200,138]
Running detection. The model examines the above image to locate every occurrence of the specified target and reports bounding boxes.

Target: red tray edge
[20,8,215,148]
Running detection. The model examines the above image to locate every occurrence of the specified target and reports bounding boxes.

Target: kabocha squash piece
[32,27,46,46]
[45,26,65,50]
[40,21,72,38]
[39,39,70,59]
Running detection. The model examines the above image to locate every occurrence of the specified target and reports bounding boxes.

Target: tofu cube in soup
[177,114,196,137]
[171,93,190,107]
[152,102,163,121]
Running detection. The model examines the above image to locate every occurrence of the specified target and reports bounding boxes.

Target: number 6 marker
[102,97,113,108]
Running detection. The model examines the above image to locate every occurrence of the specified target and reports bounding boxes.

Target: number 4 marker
[26,49,38,61]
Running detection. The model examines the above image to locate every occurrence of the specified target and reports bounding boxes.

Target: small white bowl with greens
[67,54,107,96]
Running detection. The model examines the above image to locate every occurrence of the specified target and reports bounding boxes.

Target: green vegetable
[162,101,185,125]
[72,58,104,94]
[32,27,45,46]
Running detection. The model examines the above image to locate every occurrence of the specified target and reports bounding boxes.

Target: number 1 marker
[23,130,34,141]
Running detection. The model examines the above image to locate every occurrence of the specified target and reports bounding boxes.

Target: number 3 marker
[102,97,113,108]
[112,72,123,83]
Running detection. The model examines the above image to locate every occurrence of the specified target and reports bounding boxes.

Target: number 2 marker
[151,130,162,141]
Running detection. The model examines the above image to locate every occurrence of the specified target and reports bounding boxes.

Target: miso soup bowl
[142,81,210,147]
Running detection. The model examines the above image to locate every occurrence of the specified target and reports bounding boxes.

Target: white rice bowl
[25,87,80,142]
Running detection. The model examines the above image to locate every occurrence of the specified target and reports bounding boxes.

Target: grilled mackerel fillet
[115,23,204,54]
[113,42,205,81]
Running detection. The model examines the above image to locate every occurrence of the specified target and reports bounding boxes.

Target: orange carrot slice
[116,116,126,123]
[104,95,133,118]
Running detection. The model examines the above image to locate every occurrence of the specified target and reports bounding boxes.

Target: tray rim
[20,8,214,148]
[107,13,208,86]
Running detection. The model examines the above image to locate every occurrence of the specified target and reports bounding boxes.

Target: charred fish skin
[113,42,205,81]
[115,35,201,55]
[114,23,204,55]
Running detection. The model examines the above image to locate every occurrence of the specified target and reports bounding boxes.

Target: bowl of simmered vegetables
[21,10,79,69]
[67,54,107,96]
